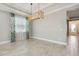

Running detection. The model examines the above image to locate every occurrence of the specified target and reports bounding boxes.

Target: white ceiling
[0,3,78,16]
[5,3,54,14]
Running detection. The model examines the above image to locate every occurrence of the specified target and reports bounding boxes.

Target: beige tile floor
[0,39,67,56]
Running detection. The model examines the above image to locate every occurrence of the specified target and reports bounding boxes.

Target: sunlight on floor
[67,36,79,55]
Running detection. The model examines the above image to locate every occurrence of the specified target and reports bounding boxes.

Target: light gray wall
[32,5,79,44]
[0,12,28,42]
[32,10,67,43]
[0,11,10,42]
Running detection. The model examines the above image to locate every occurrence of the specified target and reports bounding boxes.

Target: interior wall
[31,5,79,44]
[0,11,10,43]
[32,10,67,43]
[0,11,28,43]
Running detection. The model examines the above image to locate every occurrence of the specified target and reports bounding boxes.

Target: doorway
[67,20,79,36]
[67,19,79,55]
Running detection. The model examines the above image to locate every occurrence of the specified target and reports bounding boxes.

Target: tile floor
[0,39,67,56]
[0,36,79,56]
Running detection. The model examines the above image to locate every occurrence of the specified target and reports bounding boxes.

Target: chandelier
[28,3,44,21]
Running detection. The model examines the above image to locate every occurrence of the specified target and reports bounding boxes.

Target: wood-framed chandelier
[28,3,44,21]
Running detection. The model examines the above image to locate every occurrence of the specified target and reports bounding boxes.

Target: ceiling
[5,3,53,13]
[0,3,78,17]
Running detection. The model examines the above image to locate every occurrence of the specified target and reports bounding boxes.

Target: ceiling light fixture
[28,3,44,21]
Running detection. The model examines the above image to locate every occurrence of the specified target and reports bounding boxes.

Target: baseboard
[0,40,10,45]
[31,36,67,46]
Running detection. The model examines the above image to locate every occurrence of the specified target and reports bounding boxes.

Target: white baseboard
[0,40,10,45]
[31,36,67,46]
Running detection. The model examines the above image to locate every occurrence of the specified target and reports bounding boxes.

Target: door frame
[67,18,79,44]
[67,19,79,36]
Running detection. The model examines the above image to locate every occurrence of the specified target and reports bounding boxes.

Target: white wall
[32,10,67,44]
[0,11,10,43]
[32,5,79,45]
[0,12,29,43]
